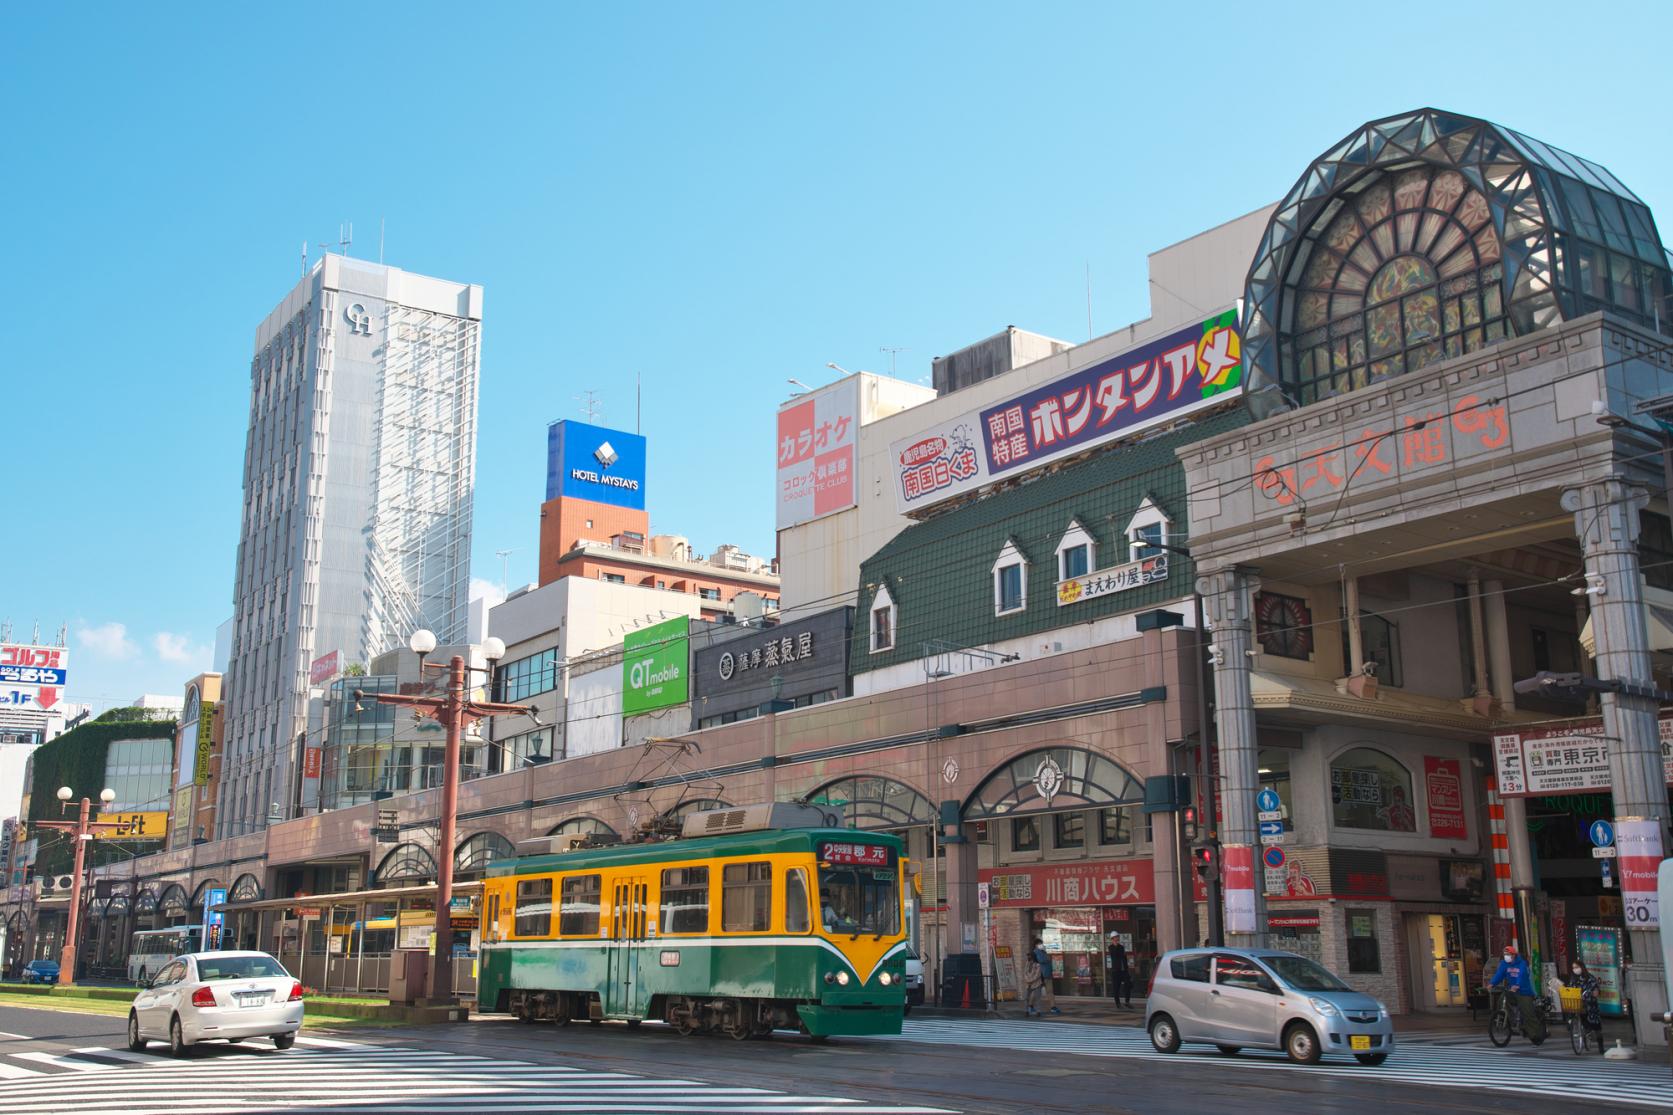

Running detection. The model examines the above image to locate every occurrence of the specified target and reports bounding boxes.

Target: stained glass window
[1285,166,1508,405]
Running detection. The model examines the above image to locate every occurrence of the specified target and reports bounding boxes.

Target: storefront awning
[212,879,480,915]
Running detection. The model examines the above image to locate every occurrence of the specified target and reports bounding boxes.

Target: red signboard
[1424,756,1468,840]
[1268,913,1321,928]
[978,858,1154,908]
[303,747,322,779]
[818,841,890,867]
[309,650,342,687]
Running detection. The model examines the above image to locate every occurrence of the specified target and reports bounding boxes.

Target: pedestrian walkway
[868,1016,1671,1111]
[0,1035,956,1114]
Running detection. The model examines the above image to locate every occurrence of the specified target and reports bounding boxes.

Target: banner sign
[193,702,216,786]
[1492,714,1673,797]
[622,616,690,715]
[978,858,1154,908]
[92,811,169,840]
[1222,844,1256,933]
[0,664,66,686]
[1424,756,1468,839]
[891,311,1242,514]
[1617,818,1662,929]
[1056,554,1167,606]
[309,650,342,687]
[776,378,858,530]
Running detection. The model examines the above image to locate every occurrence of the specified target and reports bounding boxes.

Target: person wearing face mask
[1488,944,1546,1043]
[1569,961,1604,1053]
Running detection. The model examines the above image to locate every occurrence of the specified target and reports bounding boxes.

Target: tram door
[606,878,648,1017]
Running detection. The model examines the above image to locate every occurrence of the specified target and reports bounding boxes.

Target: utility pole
[356,632,533,1006]
[35,786,121,986]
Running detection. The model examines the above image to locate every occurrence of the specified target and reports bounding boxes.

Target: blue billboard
[546,420,647,510]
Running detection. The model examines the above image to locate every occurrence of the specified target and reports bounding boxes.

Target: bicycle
[1558,986,1603,1055]
[1487,985,1549,1047]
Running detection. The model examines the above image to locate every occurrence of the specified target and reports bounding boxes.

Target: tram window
[660,866,709,934]
[514,878,553,937]
[818,863,900,936]
[485,894,500,942]
[784,867,811,934]
[722,862,773,932]
[560,874,601,936]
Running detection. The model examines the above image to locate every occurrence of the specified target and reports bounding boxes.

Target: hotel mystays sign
[891,311,1242,514]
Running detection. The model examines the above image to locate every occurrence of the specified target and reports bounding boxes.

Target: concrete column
[1195,567,1266,947]
[1483,578,1536,890]
[1143,623,1183,955]
[941,832,979,960]
[1562,477,1670,1047]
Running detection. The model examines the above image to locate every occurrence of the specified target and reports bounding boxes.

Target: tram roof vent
[680,802,844,838]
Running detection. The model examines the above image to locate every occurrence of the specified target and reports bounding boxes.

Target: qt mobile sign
[547,420,647,511]
[623,616,690,715]
[890,310,1242,514]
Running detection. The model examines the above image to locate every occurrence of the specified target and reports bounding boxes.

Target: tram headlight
[836,970,850,986]
[879,971,893,986]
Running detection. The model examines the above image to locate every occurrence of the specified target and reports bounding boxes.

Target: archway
[373,843,437,887]
[806,775,936,830]
[547,816,618,838]
[454,832,515,880]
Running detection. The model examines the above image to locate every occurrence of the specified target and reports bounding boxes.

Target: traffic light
[1181,806,1199,843]
[1193,841,1219,882]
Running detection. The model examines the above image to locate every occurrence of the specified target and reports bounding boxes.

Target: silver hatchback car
[1146,948,1394,1064]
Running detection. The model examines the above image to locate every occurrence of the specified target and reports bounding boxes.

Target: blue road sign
[1258,819,1285,838]
[1589,820,1615,848]
[1263,846,1286,869]
[1256,788,1281,813]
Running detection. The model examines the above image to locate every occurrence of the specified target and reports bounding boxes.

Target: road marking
[11,1050,118,1072]
[0,1031,31,1041]
[72,1046,158,1063]
[0,1060,44,1079]
[290,1034,365,1048]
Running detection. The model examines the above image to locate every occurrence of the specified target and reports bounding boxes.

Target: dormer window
[869,584,896,653]
[1125,498,1172,564]
[1056,520,1097,582]
[991,539,1029,616]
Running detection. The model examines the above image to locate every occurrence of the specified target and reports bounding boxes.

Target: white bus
[127,925,203,984]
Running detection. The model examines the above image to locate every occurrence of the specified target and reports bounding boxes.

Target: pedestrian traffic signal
[1193,842,1219,882]
[1181,806,1199,843]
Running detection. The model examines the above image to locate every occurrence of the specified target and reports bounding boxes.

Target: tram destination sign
[818,841,890,867]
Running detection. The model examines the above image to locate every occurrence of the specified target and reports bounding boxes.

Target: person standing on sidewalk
[1028,938,1060,1016]
[1107,933,1132,1008]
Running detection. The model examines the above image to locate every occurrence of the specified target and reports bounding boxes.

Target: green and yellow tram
[478,804,908,1039]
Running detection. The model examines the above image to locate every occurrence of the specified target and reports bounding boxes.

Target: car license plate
[1350,1035,1372,1051]
[236,993,269,1008]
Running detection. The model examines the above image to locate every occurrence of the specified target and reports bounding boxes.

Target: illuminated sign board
[776,378,858,530]
[622,616,689,715]
[546,420,647,510]
[93,811,169,840]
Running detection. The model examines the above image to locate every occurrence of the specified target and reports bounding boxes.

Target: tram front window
[818,866,899,937]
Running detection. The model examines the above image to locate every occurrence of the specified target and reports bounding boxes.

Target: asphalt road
[0,1002,1657,1115]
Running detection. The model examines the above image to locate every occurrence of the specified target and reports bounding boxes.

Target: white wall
[566,664,622,758]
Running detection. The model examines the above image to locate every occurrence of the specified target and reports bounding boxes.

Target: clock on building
[1255,592,1314,659]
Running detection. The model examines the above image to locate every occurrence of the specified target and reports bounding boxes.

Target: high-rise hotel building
[218,255,482,838]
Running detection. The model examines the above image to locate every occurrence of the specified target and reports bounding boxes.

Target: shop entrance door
[606,878,647,1018]
[1408,913,1466,1008]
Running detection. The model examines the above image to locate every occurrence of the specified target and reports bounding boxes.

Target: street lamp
[38,786,120,986]
[356,634,536,1007]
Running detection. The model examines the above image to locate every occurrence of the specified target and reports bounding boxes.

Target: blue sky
[3,1,1670,712]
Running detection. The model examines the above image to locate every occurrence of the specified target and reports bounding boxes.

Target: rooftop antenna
[0,620,10,644]
[880,346,906,375]
[495,549,518,596]
[379,217,386,265]
[636,371,641,434]
[574,390,603,423]
[318,222,352,260]
[1086,261,1093,340]
[300,239,308,278]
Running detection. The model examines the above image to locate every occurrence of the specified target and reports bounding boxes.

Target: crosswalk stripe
[290,1034,365,1048]
[0,1042,955,1115]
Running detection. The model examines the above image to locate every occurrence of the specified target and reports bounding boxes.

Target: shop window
[1011,816,1040,852]
[1053,812,1084,849]
[1098,807,1132,847]
[514,878,552,938]
[1124,498,1171,563]
[1056,521,1096,582]
[1329,747,1417,832]
[722,861,773,932]
[869,584,895,653]
[659,866,708,935]
[1340,609,1403,686]
[1347,909,1381,973]
[991,539,1028,615]
[559,874,601,936]
[784,867,811,934]
[1257,748,1294,831]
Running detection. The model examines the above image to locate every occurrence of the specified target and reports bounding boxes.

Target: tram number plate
[1349,1035,1371,1051]
[235,992,270,1008]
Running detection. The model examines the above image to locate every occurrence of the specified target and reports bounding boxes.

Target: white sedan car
[128,950,304,1056]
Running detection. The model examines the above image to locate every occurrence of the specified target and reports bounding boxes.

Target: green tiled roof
[852,406,1250,673]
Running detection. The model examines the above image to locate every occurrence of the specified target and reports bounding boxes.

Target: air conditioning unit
[55,875,74,892]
